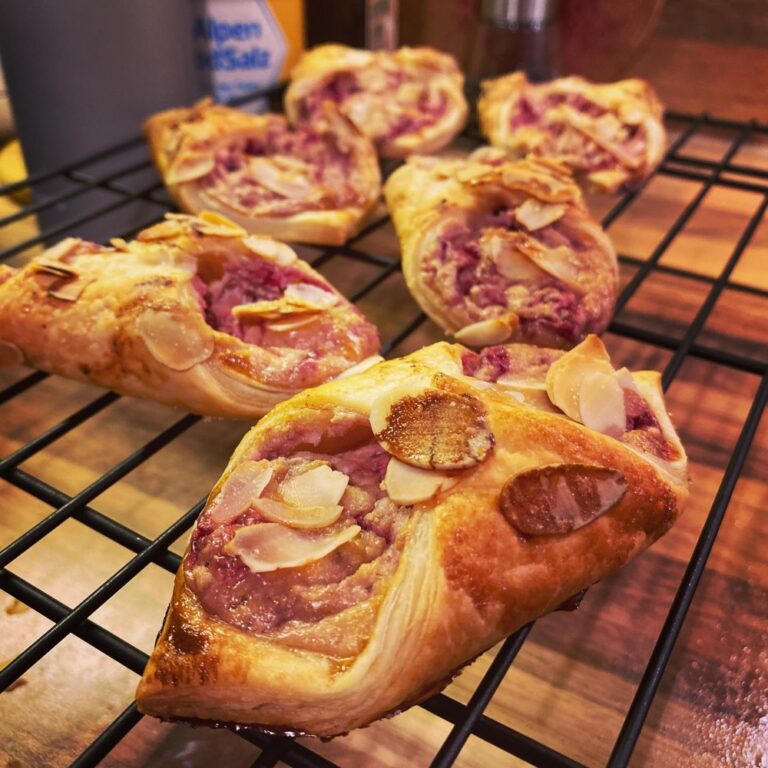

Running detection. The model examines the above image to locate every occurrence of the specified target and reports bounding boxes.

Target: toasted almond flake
[614,366,639,393]
[253,497,343,529]
[225,523,361,573]
[515,199,567,231]
[198,211,243,230]
[49,277,92,302]
[455,163,493,183]
[588,169,630,192]
[208,460,274,525]
[243,236,297,265]
[370,381,494,470]
[500,464,627,535]
[249,157,314,199]
[136,309,214,371]
[166,154,215,185]
[383,457,455,504]
[455,316,515,347]
[334,355,384,380]
[232,300,321,321]
[578,370,627,438]
[284,283,338,309]
[33,261,80,279]
[0,340,23,367]
[40,237,81,263]
[495,372,547,391]
[481,230,545,281]
[511,235,582,290]
[266,315,320,332]
[137,220,184,241]
[110,238,129,250]
[280,464,349,508]
[545,335,614,421]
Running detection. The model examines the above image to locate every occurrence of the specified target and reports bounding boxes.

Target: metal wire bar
[669,153,768,181]
[430,627,533,768]
[607,372,768,766]
[69,704,144,768]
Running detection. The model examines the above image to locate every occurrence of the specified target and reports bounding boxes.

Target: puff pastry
[0,212,380,417]
[136,336,688,737]
[384,149,617,348]
[478,72,665,192]
[144,99,381,245]
[285,45,468,158]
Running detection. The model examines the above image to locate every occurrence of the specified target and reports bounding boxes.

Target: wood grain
[1,125,767,768]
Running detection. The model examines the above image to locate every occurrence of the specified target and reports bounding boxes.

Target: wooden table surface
[1,122,767,768]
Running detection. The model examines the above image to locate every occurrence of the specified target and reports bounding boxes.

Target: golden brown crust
[0,213,380,417]
[383,151,618,348]
[478,72,666,193]
[285,45,468,158]
[144,99,381,246]
[136,339,688,737]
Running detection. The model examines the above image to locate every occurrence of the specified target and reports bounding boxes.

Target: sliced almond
[243,236,297,265]
[225,523,361,573]
[283,283,338,309]
[280,464,349,508]
[579,370,627,438]
[515,199,567,231]
[512,235,581,290]
[334,355,384,380]
[208,460,274,525]
[166,154,215,185]
[383,457,456,504]
[614,366,639,394]
[495,372,547,391]
[40,237,81,263]
[454,316,515,347]
[136,309,214,371]
[0,340,23,367]
[370,381,494,470]
[232,299,320,321]
[137,219,185,242]
[110,238,130,250]
[48,277,92,302]
[480,230,545,282]
[500,464,627,535]
[249,157,315,199]
[253,497,343,529]
[545,335,614,421]
[266,315,321,332]
[33,261,79,279]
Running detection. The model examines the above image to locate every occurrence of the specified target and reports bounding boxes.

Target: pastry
[383,149,617,348]
[0,212,380,418]
[285,45,467,158]
[144,99,381,245]
[478,72,665,192]
[136,336,688,737]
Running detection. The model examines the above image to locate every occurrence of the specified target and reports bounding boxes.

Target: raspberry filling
[186,417,408,658]
[199,116,365,216]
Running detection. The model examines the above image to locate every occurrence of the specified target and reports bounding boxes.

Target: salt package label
[193,0,288,106]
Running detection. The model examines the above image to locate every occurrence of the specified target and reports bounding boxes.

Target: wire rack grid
[0,94,767,768]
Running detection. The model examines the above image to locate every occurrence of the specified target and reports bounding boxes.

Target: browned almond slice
[48,277,92,302]
[279,464,349,508]
[454,316,515,347]
[370,382,494,470]
[515,199,567,231]
[0,340,23,367]
[480,230,545,281]
[513,237,581,290]
[383,457,456,504]
[198,211,243,230]
[284,283,338,309]
[40,237,81,263]
[253,498,343,529]
[166,154,215,185]
[500,464,627,535]
[110,237,129,250]
[208,460,274,525]
[249,157,315,199]
[232,300,321,321]
[545,336,614,420]
[137,220,185,242]
[136,309,214,371]
[579,370,627,438]
[243,236,297,265]
[225,523,361,573]
[614,366,639,393]
[334,355,384,380]
[266,315,321,332]
[495,372,547,391]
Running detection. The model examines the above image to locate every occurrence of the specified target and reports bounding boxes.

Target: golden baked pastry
[0,212,380,418]
[136,336,688,737]
[478,72,665,192]
[144,99,381,245]
[285,45,468,158]
[384,149,617,348]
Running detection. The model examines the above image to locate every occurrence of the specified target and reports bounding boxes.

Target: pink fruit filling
[424,208,592,346]
[199,116,364,216]
[509,91,646,173]
[186,420,408,657]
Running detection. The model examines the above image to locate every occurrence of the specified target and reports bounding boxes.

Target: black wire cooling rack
[1,94,767,768]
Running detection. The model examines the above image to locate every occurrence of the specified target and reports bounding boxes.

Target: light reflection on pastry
[144,99,381,245]
[0,212,380,417]
[136,337,688,738]
[285,45,468,158]
[478,72,666,193]
[384,149,618,349]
